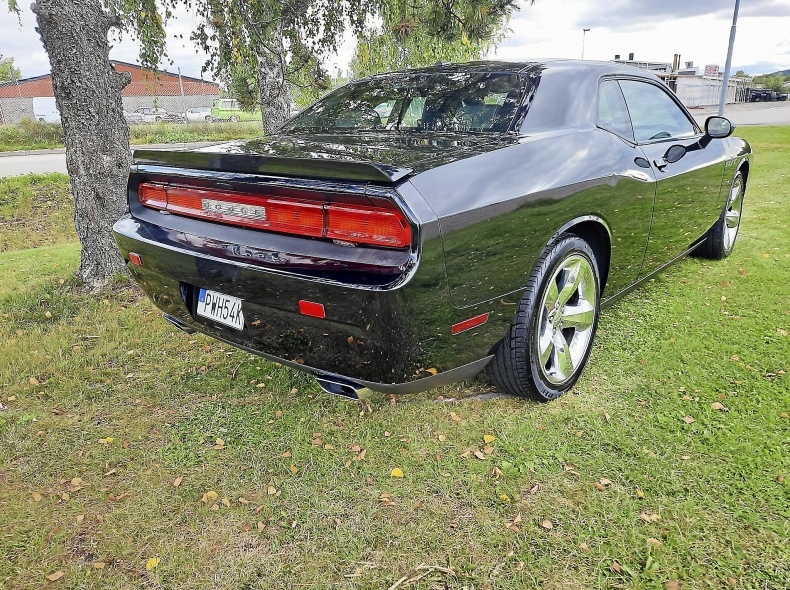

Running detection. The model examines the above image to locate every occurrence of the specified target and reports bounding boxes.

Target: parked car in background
[134,107,179,123]
[114,60,751,402]
[33,97,60,123]
[183,107,213,123]
[124,111,144,125]
[210,99,259,122]
[778,93,788,101]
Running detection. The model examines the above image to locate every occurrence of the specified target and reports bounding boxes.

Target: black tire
[488,234,601,401]
[692,171,745,260]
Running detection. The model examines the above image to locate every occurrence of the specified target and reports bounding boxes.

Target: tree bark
[258,31,290,135]
[32,0,132,289]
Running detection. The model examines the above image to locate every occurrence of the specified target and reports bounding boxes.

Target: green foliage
[0,118,64,151]
[753,74,787,92]
[351,1,524,78]
[0,53,21,82]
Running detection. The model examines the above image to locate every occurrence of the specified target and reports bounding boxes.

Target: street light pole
[581,28,590,59]
[718,0,740,116]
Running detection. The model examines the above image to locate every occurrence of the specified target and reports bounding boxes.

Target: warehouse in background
[0,61,220,125]
[613,53,752,108]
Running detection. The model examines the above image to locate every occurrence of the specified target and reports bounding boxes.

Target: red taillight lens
[326,205,410,248]
[136,182,410,248]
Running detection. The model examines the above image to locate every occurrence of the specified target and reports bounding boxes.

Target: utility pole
[718,0,740,116]
[581,28,590,59]
[178,67,187,119]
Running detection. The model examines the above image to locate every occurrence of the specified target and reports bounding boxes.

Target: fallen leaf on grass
[257,521,265,531]
[592,482,606,491]
[710,402,728,411]
[46,571,64,581]
[504,512,522,533]
[646,537,662,549]
[611,560,624,574]
[92,562,105,569]
[437,434,447,442]
[540,519,553,530]
[664,582,681,590]
[599,478,612,487]
[323,443,334,450]
[449,411,461,422]
[682,416,695,424]
[483,434,495,444]
[267,485,277,495]
[201,491,218,503]
[639,511,661,522]
[473,450,486,460]
[636,488,645,499]
[578,542,589,551]
[32,492,43,502]
[145,557,160,570]
[172,476,183,487]
[213,438,225,450]
[390,468,404,478]
[426,367,437,375]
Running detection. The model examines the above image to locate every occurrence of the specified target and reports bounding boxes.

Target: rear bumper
[112,215,506,392]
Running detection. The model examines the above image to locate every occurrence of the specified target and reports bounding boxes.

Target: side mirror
[705,116,734,139]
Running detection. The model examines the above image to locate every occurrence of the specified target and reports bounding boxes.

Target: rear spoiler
[132,149,413,184]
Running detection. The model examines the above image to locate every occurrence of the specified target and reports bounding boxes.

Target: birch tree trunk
[258,32,291,134]
[32,0,132,289]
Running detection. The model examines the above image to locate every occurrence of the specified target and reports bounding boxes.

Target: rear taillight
[138,183,410,248]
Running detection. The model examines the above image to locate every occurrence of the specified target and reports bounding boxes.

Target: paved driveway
[691,100,790,127]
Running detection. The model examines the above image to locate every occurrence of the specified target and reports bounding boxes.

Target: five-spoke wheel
[488,234,601,401]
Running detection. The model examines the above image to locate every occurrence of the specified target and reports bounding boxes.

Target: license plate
[196,288,244,330]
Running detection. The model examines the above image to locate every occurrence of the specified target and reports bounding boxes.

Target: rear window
[282,72,527,134]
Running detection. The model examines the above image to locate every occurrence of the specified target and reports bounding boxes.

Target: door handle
[653,157,669,171]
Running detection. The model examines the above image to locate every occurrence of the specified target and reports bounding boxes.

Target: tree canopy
[0,54,21,82]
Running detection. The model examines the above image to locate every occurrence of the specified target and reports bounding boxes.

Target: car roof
[370,58,655,79]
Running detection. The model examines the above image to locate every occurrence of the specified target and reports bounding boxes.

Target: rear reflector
[451,312,490,335]
[298,300,325,318]
[128,252,142,266]
[138,182,410,248]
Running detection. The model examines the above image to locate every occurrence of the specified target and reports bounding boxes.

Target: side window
[597,80,634,140]
[618,80,696,142]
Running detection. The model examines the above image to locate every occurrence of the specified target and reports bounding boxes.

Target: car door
[618,79,727,276]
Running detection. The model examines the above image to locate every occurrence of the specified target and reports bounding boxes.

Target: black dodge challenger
[113,60,752,401]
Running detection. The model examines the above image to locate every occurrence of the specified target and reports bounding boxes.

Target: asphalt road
[2,102,789,178]
[691,100,790,127]
[0,142,224,178]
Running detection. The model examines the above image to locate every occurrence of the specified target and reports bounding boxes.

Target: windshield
[282,72,527,134]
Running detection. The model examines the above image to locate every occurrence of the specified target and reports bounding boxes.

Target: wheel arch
[549,216,612,293]
[737,159,749,186]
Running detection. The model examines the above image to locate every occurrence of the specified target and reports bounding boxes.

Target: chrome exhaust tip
[314,375,373,401]
[163,314,197,334]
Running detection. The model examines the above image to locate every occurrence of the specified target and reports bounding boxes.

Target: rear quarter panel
[408,129,657,308]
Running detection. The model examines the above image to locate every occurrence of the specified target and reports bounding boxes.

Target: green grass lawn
[0,120,262,152]
[0,128,788,589]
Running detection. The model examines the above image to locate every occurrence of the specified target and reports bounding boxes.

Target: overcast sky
[2,0,789,81]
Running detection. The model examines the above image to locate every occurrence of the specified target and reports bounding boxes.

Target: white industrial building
[612,54,751,108]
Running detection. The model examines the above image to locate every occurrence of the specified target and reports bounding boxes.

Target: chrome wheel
[536,254,597,385]
[723,175,743,252]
